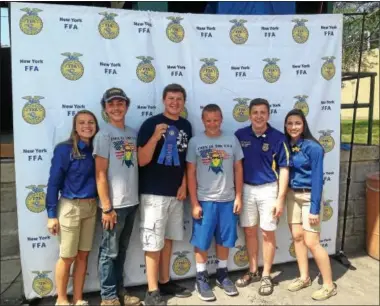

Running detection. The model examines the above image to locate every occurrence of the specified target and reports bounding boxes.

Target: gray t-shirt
[93,124,139,209]
[186,132,244,202]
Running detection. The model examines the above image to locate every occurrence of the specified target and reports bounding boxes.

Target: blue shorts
[190,201,238,251]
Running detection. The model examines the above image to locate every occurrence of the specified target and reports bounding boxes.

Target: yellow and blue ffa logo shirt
[289,138,324,215]
[46,140,97,218]
[235,124,290,185]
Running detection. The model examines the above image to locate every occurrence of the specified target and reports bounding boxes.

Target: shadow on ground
[2,250,378,306]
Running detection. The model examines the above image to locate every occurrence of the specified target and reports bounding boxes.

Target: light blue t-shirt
[93,124,139,209]
[186,132,244,202]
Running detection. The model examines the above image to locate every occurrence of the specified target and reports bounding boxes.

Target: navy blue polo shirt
[289,138,324,214]
[46,140,97,218]
[235,124,290,185]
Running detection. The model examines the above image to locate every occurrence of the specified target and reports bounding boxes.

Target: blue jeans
[98,205,138,300]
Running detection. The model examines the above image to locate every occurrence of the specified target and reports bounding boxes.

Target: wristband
[102,207,114,214]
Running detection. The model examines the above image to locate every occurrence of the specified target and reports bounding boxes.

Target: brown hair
[202,104,223,118]
[249,98,270,114]
[65,110,99,158]
[162,83,187,101]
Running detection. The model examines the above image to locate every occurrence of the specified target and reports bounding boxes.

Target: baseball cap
[102,87,130,104]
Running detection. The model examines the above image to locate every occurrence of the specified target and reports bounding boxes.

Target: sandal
[258,276,274,296]
[235,270,261,288]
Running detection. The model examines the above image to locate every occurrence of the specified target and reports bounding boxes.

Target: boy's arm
[95,156,111,211]
[138,123,168,166]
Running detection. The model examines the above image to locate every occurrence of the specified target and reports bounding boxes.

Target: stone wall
[0,160,23,302]
[337,145,379,253]
[0,145,379,301]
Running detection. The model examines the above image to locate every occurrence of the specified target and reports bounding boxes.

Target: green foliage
[334,2,379,72]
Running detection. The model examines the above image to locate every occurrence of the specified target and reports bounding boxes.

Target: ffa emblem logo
[292,19,309,44]
[180,106,188,119]
[101,110,109,123]
[321,56,336,80]
[61,52,84,81]
[113,140,136,168]
[199,58,219,84]
[229,19,249,45]
[32,271,53,296]
[262,143,269,152]
[233,245,249,267]
[232,98,250,122]
[25,185,46,213]
[289,242,296,258]
[323,200,334,222]
[166,17,185,43]
[293,95,309,116]
[263,58,280,83]
[22,96,46,125]
[172,251,191,276]
[136,56,156,83]
[98,12,119,39]
[318,130,335,153]
[19,8,43,35]
[292,145,300,153]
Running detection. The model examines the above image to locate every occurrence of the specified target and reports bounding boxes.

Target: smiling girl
[284,109,337,301]
[46,110,99,306]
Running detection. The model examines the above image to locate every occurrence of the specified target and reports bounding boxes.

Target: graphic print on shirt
[158,126,189,166]
[177,129,189,152]
[198,145,231,175]
[113,139,136,168]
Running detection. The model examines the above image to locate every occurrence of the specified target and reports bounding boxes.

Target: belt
[245,181,277,186]
[245,182,261,186]
[292,188,311,193]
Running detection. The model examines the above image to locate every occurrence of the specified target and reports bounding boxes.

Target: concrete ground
[15,251,380,305]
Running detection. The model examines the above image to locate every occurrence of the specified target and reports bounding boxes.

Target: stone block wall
[0,160,23,302]
[337,145,380,253]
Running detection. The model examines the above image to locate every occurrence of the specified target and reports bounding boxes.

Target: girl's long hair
[65,110,99,158]
[284,109,322,147]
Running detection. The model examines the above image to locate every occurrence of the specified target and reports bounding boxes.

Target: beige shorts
[286,189,323,233]
[139,194,184,252]
[57,197,97,258]
[240,182,279,231]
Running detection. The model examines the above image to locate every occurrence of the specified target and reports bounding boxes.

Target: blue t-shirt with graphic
[137,113,192,197]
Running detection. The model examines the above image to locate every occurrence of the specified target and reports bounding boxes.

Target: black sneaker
[144,290,166,306]
[159,280,192,298]
[216,268,239,296]
[195,271,216,301]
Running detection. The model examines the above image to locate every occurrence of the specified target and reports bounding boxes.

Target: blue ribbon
[157,125,180,166]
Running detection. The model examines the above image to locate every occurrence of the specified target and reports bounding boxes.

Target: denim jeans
[98,205,138,300]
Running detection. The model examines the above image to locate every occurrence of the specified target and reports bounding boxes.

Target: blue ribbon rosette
[157,125,180,166]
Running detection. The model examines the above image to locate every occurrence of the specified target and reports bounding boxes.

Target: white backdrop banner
[10,2,342,299]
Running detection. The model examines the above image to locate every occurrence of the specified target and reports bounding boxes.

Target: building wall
[341,49,379,120]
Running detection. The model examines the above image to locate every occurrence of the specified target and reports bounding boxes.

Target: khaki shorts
[286,189,323,233]
[240,182,278,231]
[139,194,184,252]
[57,197,97,258]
